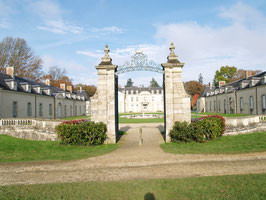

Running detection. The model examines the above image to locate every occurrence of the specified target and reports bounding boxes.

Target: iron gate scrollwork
[115,50,164,75]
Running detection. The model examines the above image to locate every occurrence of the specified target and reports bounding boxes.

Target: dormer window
[81,96,85,101]
[66,93,71,98]
[72,94,76,99]
[43,88,51,95]
[33,86,42,94]
[77,95,81,100]
[21,83,31,93]
[5,79,17,91]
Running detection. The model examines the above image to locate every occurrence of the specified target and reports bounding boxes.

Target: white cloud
[90,26,126,34]
[77,2,266,86]
[31,0,83,34]
[154,2,266,83]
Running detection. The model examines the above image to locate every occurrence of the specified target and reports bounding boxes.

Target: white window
[250,96,254,110]
[210,101,212,111]
[131,97,134,101]
[214,100,216,111]
[27,103,32,117]
[152,96,154,101]
[240,97,244,111]
[262,95,266,110]
[218,100,221,112]
[136,97,138,102]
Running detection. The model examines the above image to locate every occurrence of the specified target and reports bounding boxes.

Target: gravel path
[0,123,266,186]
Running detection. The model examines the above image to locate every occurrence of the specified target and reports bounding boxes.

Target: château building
[0,66,89,119]
[198,71,266,115]
[118,87,164,113]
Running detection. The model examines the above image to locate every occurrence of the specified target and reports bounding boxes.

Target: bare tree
[0,37,43,80]
[42,66,72,88]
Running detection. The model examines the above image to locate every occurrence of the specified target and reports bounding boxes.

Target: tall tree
[184,81,204,96]
[42,66,72,87]
[214,66,237,87]
[74,84,97,97]
[198,73,203,84]
[0,37,43,80]
[125,78,133,87]
[149,77,160,87]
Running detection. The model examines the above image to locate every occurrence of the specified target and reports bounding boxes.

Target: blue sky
[1,0,266,87]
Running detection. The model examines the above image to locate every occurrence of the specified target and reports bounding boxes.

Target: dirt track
[0,123,266,186]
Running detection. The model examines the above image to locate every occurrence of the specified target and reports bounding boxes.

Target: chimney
[60,83,66,91]
[219,81,225,88]
[46,79,50,86]
[245,70,253,79]
[67,85,73,93]
[80,86,82,93]
[6,66,15,78]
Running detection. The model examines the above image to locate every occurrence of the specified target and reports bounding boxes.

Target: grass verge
[192,112,250,117]
[161,132,266,154]
[0,174,265,199]
[0,135,119,163]
[119,117,164,123]
[62,115,90,120]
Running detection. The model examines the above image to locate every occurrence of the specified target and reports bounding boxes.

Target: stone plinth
[90,45,117,143]
[162,43,191,142]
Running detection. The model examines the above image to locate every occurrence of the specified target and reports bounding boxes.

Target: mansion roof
[0,72,89,101]
[200,71,266,97]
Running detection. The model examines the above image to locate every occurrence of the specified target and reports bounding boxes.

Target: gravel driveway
[0,123,265,186]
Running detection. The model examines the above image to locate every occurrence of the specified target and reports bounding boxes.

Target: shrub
[170,115,225,143]
[56,121,107,146]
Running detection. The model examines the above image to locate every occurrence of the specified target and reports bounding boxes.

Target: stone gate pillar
[162,43,191,142]
[90,45,117,143]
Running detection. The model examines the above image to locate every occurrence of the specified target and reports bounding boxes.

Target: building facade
[198,71,266,115]
[118,87,164,113]
[0,66,90,119]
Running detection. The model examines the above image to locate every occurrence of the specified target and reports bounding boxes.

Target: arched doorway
[90,43,191,143]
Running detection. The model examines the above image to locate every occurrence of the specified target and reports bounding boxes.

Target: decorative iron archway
[114,50,166,141]
[115,51,164,75]
[90,43,191,144]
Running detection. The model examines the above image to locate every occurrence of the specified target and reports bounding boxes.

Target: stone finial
[167,42,179,63]
[101,44,112,63]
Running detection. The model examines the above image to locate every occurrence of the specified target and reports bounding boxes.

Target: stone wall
[224,115,266,135]
[0,119,61,141]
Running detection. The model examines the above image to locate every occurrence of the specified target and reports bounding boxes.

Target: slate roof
[0,72,88,100]
[200,71,266,97]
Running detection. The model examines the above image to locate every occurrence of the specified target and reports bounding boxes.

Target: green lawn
[1,174,265,199]
[193,112,250,117]
[119,117,164,123]
[161,132,266,154]
[62,115,90,120]
[0,135,119,163]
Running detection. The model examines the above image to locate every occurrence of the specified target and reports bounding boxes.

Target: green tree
[150,77,160,87]
[125,78,133,87]
[198,73,203,84]
[0,37,43,80]
[214,66,237,87]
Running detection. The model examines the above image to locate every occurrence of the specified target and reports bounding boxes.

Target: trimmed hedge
[170,115,225,143]
[56,120,107,146]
